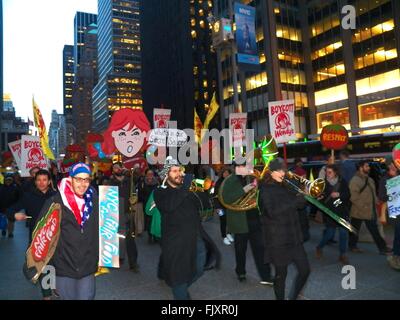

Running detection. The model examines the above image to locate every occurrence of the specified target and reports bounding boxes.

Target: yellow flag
[194,109,203,145]
[203,92,219,130]
[32,98,55,160]
[0,172,4,185]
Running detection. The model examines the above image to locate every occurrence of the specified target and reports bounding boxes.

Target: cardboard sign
[153,108,171,129]
[99,186,120,268]
[320,124,349,150]
[148,128,188,147]
[229,113,247,147]
[8,140,22,167]
[268,100,296,144]
[20,135,48,177]
[387,175,400,218]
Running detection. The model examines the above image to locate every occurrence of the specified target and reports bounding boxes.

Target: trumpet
[284,171,325,198]
[189,178,213,192]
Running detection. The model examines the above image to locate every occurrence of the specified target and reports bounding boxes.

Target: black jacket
[6,188,57,239]
[154,185,220,287]
[35,191,99,279]
[258,180,306,266]
[321,177,350,227]
[0,184,20,213]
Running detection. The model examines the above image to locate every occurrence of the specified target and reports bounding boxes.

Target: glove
[243,183,255,193]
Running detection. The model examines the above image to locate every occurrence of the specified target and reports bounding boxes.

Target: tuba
[284,171,325,198]
[218,135,278,212]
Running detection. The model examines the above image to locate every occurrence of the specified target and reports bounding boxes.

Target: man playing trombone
[258,158,310,300]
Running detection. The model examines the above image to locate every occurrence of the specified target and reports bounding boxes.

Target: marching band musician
[258,158,310,300]
[154,156,220,300]
[220,162,273,285]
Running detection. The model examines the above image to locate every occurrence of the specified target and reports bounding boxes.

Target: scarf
[58,178,94,230]
[327,176,339,187]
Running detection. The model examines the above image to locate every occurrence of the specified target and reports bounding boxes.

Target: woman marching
[258,158,310,300]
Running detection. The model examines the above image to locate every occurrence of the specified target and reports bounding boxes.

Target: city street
[1,216,399,300]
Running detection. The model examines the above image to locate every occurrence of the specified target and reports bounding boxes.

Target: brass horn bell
[285,171,325,198]
[189,178,213,192]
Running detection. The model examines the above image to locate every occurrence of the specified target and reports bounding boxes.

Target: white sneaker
[226,234,234,243]
[223,237,231,245]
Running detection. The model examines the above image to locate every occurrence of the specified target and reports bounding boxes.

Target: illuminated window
[354,48,397,69]
[199,20,205,29]
[310,17,339,37]
[191,30,197,39]
[315,84,348,106]
[359,97,400,128]
[352,19,394,43]
[280,68,305,85]
[278,52,302,64]
[191,18,196,27]
[204,92,209,100]
[311,42,342,60]
[245,71,268,90]
[356,69,400,96]
[203,80,208,88]
[317,108,350,131]
[193,66,198,75]
[199,9,204,16]
[259,53,266,64]
[276,24,302,41]
[315,63,345,82]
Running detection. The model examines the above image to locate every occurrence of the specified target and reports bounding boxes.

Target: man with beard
[348,160,392,255]
[108,162,139,272]
[154,157,220,300]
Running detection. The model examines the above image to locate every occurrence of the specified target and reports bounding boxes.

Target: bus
[279,132,400,162]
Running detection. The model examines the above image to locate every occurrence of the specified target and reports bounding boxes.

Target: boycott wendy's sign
[20,135,48,177]
[268,100,296,144]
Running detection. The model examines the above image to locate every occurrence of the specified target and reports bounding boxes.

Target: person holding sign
[33,163,99,300]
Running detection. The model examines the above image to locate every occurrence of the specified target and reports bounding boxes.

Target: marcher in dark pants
[219,164,272,284]
[258,158,310,300]
[154,157,220,300]
[348,160,391,255]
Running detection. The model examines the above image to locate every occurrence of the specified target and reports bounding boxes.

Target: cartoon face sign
[275,112,291,130]
[111,123,147,157]
[28,148,45,163]
[102,108,151,159]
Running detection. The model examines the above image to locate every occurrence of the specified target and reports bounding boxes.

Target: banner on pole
[268,100,297,144]
[99,186,120,268]
[234,3,259,65]
[20,135,48,177]
[153,108,171,129]
[8,140,22,167]
[387,175,400,218]
[229,113,247,148]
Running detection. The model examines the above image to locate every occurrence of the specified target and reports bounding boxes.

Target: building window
[280,68,306,85]
[276,24,302,41]
[317,108,350,131]
[315,84,348,106]
[359,98,400,128]
[352,19,394,43]
[315,63,345,82]
[311,42,342,60]
[354,48,397,69]
[356,69,400,96]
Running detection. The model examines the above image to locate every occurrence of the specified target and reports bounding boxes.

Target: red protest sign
[320,124,349,150]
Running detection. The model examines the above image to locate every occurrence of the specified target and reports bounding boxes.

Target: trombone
[189,178,213,193]
[283,171,358,234]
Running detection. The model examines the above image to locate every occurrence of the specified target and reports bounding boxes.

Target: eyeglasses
[72,177,91,184]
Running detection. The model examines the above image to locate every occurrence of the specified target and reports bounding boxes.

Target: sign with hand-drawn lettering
[20,135,48,177]
[387,175,400,218]
[99,186,120,268]
[8,140,22,167]
[320,124,349,150]
[268,100,296,144]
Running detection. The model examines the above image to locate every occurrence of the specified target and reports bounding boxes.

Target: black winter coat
[35,191,99,279]
[6,188,57,240]
[258,180,306,266]
[154,185,221,287]
[321,178,350,227]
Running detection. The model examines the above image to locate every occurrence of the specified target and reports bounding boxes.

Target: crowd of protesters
[0,148,399,300]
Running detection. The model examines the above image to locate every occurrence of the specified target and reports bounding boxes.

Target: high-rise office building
[74,12,98,77]
[141,0,217,129]
[49,110,67,158]
[63,45,75,145]
[212,0,400,140]
[92,0,142,132]
[72,23,98,146]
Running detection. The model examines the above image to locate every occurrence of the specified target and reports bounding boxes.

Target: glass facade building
[213,0,400,140]
[92,0,142,132]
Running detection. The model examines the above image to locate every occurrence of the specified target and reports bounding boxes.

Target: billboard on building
[234,3,259,65]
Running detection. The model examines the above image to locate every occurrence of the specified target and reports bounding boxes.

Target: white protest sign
[387,175,400,218]
[268,99,296,144]
[153,108,171,129]
[8,140,22,167]
[229,113,247,148]
[20,135,48,177]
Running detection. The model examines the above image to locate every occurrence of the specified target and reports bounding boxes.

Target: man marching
[154,157,220,300]
[33,163,99,300]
